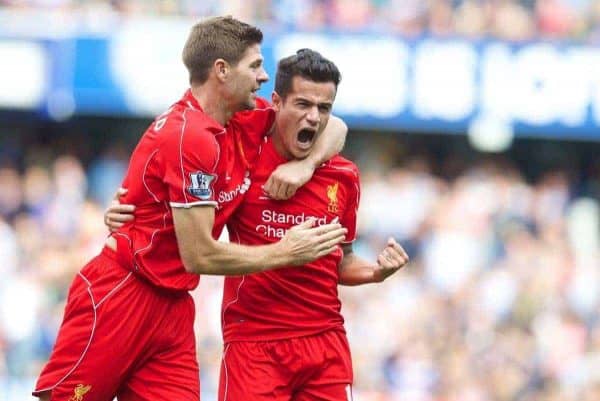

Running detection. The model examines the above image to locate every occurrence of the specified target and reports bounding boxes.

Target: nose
[306,106,320,125]
[258,67,269,83]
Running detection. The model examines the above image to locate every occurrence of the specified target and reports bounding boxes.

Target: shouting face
[272,76,336,160]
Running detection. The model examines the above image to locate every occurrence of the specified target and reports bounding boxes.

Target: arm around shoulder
[173,205,285,275]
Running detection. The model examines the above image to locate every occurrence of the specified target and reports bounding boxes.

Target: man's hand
[373,238,409,282]
[263,159,316,200]
[279,218,348,265]
[104,187,135,232]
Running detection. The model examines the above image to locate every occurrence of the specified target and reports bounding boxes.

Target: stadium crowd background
[1,1,600,401]
[2,0,600,42]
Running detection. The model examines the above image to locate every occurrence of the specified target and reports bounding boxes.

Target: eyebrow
[294,95,331,104]
[296,98,332,108]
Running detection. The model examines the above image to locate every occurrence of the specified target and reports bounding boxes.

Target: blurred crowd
[2,0,600,42]
[0,135,599,400]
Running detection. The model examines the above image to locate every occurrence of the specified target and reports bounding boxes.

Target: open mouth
[296,128,317,149]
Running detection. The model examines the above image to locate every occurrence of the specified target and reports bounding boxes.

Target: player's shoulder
[230,97,275,123]
[154,104,224,141]
[322,155,359,179]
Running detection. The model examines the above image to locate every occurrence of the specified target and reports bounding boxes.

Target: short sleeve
[162,111,220,208]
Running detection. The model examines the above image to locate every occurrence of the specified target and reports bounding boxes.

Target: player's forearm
[175,207,346,276]
[338,254,378,286]
[305,115,347,167]
[185,240,293,276]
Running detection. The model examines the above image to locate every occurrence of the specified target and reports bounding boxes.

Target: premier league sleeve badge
[187,171,217,200]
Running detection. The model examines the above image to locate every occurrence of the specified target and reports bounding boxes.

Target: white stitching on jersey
[349,181,360,243]
[179,108,189,204]
[221,344,230,401]
[34,268,134,393]
[111,232,133,267]
[212,129,225,172]
[221,229,246,331]
[34,264,132,394]
[33,283,98,394]
[131,202,170,266]
[96,272,133,308]
[324,164,360,243]
[142,149,160,203]
[133,225,162,263]
[128,201,170,268]
[324,164,358,176]
[221,343,231,401]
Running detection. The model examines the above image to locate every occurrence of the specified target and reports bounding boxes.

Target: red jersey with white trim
[222,137,360,342]
[111,91,275,291]
[213,97,275,235]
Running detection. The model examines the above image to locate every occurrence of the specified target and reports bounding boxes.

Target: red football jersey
[112,91,275,291]
[212,98,275,236]
[222,137,361,342]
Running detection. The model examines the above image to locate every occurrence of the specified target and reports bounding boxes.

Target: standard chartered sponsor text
[217,172,251,204]
[257,210,329,238]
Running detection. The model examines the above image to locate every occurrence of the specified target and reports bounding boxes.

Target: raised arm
[338,238,409,286]
[264,115,347,199]
[173,205,347,275]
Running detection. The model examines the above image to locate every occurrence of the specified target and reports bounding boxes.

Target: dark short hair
[182,16,263,85]
[274,49,341,99]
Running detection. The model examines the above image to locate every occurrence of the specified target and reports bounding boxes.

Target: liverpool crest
[327,182,339,213]
[69,384,91,401]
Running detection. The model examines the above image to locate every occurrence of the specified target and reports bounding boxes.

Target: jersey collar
[180,89,225,132]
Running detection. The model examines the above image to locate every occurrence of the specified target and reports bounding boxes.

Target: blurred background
[1,1,600,400]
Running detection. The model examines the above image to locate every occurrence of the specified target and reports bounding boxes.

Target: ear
[214,59,229,82]
[272,91,282,111]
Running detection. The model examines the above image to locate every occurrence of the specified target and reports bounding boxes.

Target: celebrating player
[219,49,408,401]
[34,17,347,401]
[106,49,409,401]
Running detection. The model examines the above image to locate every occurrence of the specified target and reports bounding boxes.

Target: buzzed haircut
[274,48,341,100]
[182,16,263,85]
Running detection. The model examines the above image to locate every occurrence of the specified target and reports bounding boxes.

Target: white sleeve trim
[170,200,218,209]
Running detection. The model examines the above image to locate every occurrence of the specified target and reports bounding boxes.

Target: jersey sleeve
[340,169,360,243]
[161,112,220,208]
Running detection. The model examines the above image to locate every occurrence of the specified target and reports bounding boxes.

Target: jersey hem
[222,324,346,344]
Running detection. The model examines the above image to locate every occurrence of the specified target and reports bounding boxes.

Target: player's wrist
[372,266,385,283]
[304,155,320,170]
[265,240,293,269]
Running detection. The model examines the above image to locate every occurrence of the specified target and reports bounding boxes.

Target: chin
[293,149,311,160]
[239,98,256,111]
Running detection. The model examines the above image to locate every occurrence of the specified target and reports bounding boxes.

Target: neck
[190,84,235,126]
[271,126,292,160]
